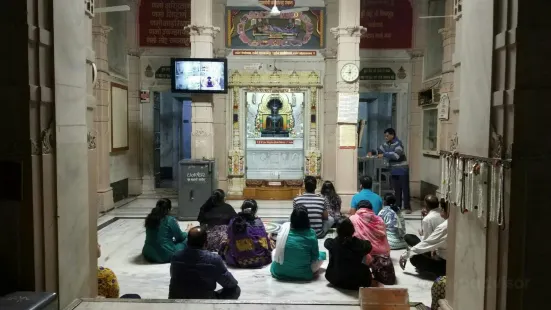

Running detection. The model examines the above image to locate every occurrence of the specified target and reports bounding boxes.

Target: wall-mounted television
[171,58,228,94]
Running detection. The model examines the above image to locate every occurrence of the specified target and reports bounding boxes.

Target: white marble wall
[322,0,339,185]
[54,0,92,307]
[104,0,142,195]
[457,0,492,158]
[449,0,493,309]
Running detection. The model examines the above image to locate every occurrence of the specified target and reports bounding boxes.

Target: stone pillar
[1,0,93,304]
[322,0,339,184]
[436,0,457,305]
[187,0,220,160]
[0,0,60,297]
[141,96,156,194]
[54,0,93,306]
[126,1,143,195]
[330,0,364,207]
[85,7,98,298]
[127,54,143,195]
[92,23,114,213]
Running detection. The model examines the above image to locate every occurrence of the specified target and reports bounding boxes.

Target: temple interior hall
[1,0,550,310]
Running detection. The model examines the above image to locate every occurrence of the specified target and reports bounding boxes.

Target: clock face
[341,63,360,83]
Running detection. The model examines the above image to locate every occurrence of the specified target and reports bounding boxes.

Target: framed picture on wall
[110,83,129,152]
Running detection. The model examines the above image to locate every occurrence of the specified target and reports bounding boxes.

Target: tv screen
[171,58,228,94]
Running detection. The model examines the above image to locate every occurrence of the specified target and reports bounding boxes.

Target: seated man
[349,175,384,215]
[169,226,241,300]
[403,195,445,248]
[293,176,333,238]
[399,201,449,277]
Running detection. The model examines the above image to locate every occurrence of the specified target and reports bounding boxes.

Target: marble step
[68,300,362,310]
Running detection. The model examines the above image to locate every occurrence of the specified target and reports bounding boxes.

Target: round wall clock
[340,63,360,83]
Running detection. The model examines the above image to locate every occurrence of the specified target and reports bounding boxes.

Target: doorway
[357,92,397,192]
[358,93,397,156]
[153,91,192,188]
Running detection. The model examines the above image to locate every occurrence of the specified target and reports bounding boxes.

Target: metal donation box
[178,159,217,220]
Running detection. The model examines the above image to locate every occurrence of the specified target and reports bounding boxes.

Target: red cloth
[350,208,391,263]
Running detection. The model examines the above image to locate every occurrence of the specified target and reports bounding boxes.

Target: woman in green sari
[142,199,188,263]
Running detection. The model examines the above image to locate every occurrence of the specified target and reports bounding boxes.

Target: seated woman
[271,206,324,281]
[379,193,408,250]
[324,218,373,290]
[321,181,343,223]
[350,200,396,285]
[221,199,273,268]
[142,198,188,263]
[399,200,448,277]
[198,189,237,252]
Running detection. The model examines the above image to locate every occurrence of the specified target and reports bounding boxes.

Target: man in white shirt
[403,195,445,247]
[399,200,448,277]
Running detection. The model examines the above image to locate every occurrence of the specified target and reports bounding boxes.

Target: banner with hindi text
[139,0,191,47]
[360,0,413,49]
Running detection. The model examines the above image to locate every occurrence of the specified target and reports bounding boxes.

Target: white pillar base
[97,187,114,213]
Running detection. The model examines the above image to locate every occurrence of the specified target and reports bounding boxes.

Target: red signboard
[360,0,413,49]
[139,0,191,47]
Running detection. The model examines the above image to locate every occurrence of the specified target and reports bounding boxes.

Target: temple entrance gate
[227,71,322,199]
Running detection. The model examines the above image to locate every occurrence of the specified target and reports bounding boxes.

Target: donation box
[177,159,217,220]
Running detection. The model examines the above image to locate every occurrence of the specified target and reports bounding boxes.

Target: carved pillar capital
[92,25,112,37]
[186,24,221,38]
[330,26,366,39]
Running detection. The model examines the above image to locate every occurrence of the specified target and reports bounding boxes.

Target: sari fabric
[350,208,396,285]
[350,208,391,260]
[97,266,119,298]
[221,215,272,268]
[198,199,237,252]
[379,206,408,250]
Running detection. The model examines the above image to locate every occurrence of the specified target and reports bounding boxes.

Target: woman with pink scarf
[349,200,396,285]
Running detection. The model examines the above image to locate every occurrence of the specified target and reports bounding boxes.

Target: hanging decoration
[476,163,488,224]
[440,150,510,227]
[489,163,505,226]
[454,157,464,211]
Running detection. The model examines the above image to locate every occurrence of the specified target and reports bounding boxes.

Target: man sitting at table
[169,226,241,300]
[349,175,384,215]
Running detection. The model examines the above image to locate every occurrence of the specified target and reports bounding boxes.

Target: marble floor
[98,212,433,306]
[70,299,427,310]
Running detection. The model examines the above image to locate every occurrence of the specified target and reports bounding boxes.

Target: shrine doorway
[226,70,322,200]
[243,91,307,199]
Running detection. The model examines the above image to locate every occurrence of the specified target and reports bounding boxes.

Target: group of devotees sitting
[97,175,449,309]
